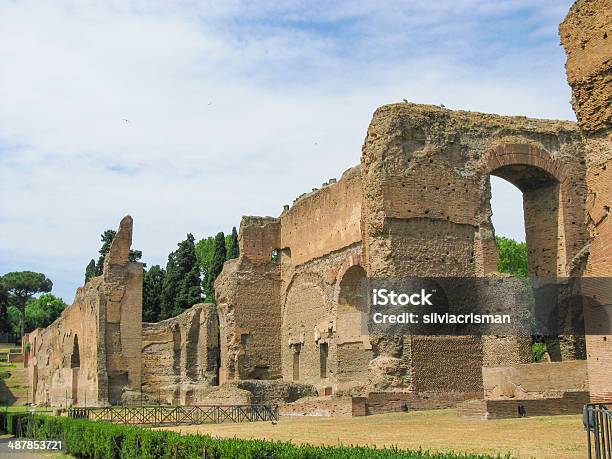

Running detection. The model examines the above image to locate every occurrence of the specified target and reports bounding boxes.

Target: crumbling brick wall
[26,216,143,406]
[141,303,219,404]
[561,0,612,403]
[215,217,282,383]
[483,360,588,400]
[216,102,591,403]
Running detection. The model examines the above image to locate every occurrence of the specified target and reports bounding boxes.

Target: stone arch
[335,264,368,340]
[480,143,586,361]
[482,143,568,185]
[479,143,569,278]
[333,261,373,392]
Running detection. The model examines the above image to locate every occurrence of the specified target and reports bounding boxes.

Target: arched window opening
[336,265,368,340]
[70,335,80,369]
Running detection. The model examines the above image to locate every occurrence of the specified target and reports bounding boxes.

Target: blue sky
[0,0,575,302]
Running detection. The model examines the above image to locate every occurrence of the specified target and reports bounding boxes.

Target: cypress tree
[160,234,201,319]
[205,232,227,302]
[95,230,116,274]
[196,236,215,301]
[175,234,201,311]
[84,259,97,283]
[228,227,239,259]
[160,252,179,320]
[143,265,165,322]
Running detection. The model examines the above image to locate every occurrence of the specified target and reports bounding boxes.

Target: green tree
[196,236,215,301]
[95,230,116,275]
[84,259,97,284]
[1,272,53,339]
[227,226,239,259]
[160,253,178,320]
[205,232,227,302]
[0,282,10,333]
[143,265,165,322]
[24,293,66,333]
[195,237,215,269]
[160,234,201,319]
[497,236,528,278]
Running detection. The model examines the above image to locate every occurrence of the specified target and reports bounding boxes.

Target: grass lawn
[162,408,585,459]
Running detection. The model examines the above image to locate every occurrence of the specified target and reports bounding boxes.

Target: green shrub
[0,412,508,459]
[532,342,547,362]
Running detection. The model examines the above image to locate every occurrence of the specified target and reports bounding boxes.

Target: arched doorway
[335,265,372,392]
[70,335,80,405]
[484,144,585,361]
[336,265,368,339]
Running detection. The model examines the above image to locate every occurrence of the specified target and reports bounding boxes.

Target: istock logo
[372,288,435,306]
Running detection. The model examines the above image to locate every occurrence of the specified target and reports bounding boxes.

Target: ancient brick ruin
[560,0,611,404]
[26,216,144,406]
[24,0,610,414]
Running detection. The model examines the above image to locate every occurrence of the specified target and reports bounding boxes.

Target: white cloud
[0,0,574,300]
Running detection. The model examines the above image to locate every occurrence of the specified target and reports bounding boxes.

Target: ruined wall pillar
[215,217,282,383]
[360,105,486,396]
[101,216,143,404]
[561,0,612,403]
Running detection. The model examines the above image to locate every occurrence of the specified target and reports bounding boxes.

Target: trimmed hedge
[0,412,509,459]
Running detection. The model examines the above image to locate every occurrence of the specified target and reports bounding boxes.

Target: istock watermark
[360,277,612,336]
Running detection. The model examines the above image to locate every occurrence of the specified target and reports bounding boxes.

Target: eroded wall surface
[141,303,218,404]
[216,98,592,405]
[483,360,588,400]
[561,0,612,403]
[27,216,143,406]
[215,217,282,383]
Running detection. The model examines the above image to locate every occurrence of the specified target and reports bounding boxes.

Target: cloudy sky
[0,0,575,302]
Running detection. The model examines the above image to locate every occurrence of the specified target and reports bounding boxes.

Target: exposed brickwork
[217,104,592,411]
[280,395,366,417]
[366,391,481,415]
[25,1,608,414]
[141,303,219,404]
[482,360,588,399]
[215,217,282,383]
[561,0,612,403]
[458,391,590,420]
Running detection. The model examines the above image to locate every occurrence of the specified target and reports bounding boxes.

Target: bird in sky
[403,98,408,103]
[122,118,130,123]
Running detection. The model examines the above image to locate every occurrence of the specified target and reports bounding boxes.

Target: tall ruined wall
[561,0,612,403]
[360,105,588,394]
[215,167,367,394]
[141,303,218,404]
[280,165,362,266]
[27,216,143,406]
[361,104,587,279]
[215,217,282,383]
[27,283,102,406]
[279,166,368,394]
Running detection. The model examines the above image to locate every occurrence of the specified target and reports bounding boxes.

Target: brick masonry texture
[561,0,612,404]
[23,0,610,414]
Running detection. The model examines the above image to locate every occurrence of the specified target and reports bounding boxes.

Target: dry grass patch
[162,408,585,459]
